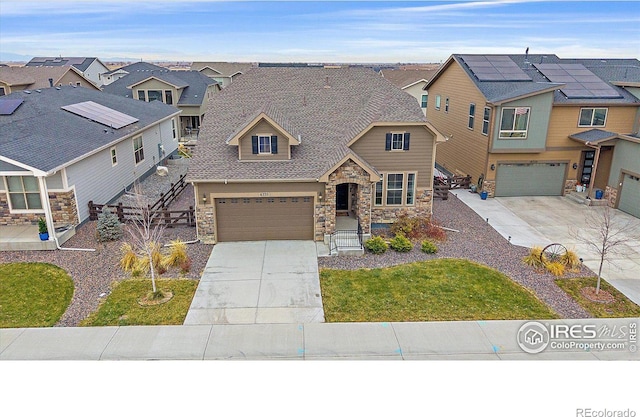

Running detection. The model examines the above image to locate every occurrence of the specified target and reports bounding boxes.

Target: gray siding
[491,92,553,152]
[46,171,64,190]
[0,160,27,172]
[608,140,640,188]
[66,118,177,222]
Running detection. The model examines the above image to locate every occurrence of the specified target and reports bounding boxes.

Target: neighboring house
[0,86,181,242]
[0,65,100,96]
[190,62,254,88]
[25,57,109,87]
[425,54,640,218]
[188,67,445,244]
[380,69,438,115]
[99,62,165,86]
[102,62,219,140]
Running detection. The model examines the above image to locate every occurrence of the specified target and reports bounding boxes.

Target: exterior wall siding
[238,119,291,160]
[425,61,490,182]
[491,92,553,152]
[66,118,177,222]
[608,140,640,189]
[349,125,434,188]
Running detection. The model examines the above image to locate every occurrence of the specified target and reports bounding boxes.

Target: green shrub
[390,234,413,252]
[421,240,438,254]
[365,236,388,254]
[96,207,123,242]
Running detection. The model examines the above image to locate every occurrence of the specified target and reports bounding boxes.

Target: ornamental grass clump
[523,246,545,269]
[561,249,581,272]
[389,234,413,252]
[365,236,388,254]
[545,261,565,277]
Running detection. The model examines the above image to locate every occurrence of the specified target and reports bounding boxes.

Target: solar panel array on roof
[460,55,531,81]
[0,98,24,115]
[534,63,622,99]
[61,101,138,129]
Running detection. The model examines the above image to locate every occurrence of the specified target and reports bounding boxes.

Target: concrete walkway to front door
[184,241,325,325]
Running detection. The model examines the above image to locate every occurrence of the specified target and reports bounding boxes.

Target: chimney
[49,78,54,87]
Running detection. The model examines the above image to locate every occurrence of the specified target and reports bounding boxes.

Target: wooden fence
[433,174,472,200]
[88,174,194,227]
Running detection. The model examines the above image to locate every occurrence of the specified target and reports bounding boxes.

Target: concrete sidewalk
[1,318,637,360]
[452,190,640,306]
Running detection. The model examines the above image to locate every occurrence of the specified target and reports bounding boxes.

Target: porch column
[586,145,601,200]
[38,176,54,241]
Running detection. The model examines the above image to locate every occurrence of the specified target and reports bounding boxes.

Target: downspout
[40,176,95,252]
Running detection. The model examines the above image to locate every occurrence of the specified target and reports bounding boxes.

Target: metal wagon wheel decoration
[540,243,567,264]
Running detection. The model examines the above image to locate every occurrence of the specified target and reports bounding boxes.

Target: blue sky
[1,0,639,63]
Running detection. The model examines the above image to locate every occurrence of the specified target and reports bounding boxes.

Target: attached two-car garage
[214,196,314,242]
[494,163,567,197]
[618,173,640,219]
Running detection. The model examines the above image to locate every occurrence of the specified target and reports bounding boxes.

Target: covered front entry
[215,196,314,242]
[618,173,640,218]
[495,162,567,197]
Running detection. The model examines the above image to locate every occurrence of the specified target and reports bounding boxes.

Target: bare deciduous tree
[125,183,166,295]
[572,205,640,294]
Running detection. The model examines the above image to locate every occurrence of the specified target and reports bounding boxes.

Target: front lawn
[320,259,558,322]
[80,278,198,326]
[0,263,74,328]
[555,277,640,318]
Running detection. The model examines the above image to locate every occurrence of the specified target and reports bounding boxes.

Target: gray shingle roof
[381,69,438,89]
[26,57,98,72]
[102,64,217,106]
[188,67,425,182]
[102,61,165,75]
[569,129,621,143]
[0,86,179,173]
[446,54,640,105]
[190,62,254,77]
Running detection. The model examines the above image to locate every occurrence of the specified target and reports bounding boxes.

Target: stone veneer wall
[371,188,433,223]
[196,205,216,244]
[0,190,78,227]
[605,185,618,208]
[481,180,495,198]
[323,159,373,235]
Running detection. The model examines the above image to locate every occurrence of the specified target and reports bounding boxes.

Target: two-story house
[380,69,438,116]
[0,65,100,95]
[0,86,180,249]
[190,62,254,88]
[425,54,640,218]
[25,57,109,87]
[188,67,445,243]
[102,62,220,141]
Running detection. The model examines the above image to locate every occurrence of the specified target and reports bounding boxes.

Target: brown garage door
[215,196,314,242]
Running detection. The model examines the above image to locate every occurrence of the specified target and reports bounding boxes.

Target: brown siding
[58,71,100,90]
[349,125,434,188]
[547,106,637,148]
[238,119,291,161]
[426,61,490,181]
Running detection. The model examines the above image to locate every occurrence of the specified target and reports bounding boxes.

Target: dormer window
[251,135,278,155]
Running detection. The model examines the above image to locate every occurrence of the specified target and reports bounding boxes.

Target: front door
[336,183,349,211]
[580,150,595,186]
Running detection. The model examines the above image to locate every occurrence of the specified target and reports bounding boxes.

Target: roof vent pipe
[49,78,54,87]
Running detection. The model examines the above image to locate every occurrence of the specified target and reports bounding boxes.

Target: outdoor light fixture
[573,162,578,169]
[202,194,207,204]
[490,164,495,171]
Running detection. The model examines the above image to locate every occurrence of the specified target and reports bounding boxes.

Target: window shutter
[271,135,278,154]
[403,133,410,150]
[385,133,392,151]
[251,136,258,154]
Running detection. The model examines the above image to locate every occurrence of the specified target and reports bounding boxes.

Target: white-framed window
[445,97,450,113]
[172,118,177,140]
[258,135,272,154]
[468,103,475,130]
[374,181,383,206]
[164,90,173,105]
[0,87,5,96]
[499,107,530,138]
[137,90,145,101]
[386,173,404,205]
[406,173,416,205]
[110,146,117,166]
[133,136,144,164]
[5,176,43,211]
[435,95,441,110]
[482,107,491,135]
[421,94,428,109]
[579,108,607,127]
[147,90,163,102]
[391,133,404,150]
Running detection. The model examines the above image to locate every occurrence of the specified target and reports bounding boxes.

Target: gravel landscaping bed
[318,192,594,319]
[0,166,211,327]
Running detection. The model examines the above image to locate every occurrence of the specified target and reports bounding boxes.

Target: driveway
[184,241,325,325]
[452,191,640,306]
